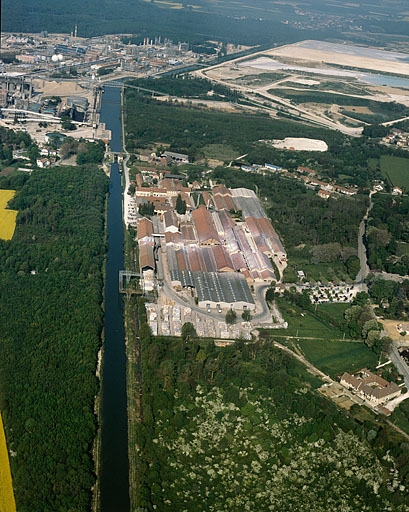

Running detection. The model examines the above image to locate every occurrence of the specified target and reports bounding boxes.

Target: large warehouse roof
[231,188,267,219]
[168,270,255,308]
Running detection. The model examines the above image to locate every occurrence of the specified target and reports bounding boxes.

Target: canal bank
[98,85,130,512]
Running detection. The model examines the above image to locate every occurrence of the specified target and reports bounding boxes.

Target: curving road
[194,64,363,137]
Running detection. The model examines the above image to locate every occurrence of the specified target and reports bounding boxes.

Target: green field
[272,298,347,339]
[268,298,377,378]
[296,339,378,378]
[202,143,240,160]
[380,155,409,190]
[398,241,409,256]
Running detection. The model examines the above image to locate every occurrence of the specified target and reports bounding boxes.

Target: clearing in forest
[0,190,17,240]
[0,412,16,512]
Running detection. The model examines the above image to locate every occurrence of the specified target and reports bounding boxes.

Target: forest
[3,0,331,44]
[0,127,35,167]
[132,302,409,511]
[366,193,409,275]
[5,0,409,46]
[0,165,108,511]
[127,76,240,102]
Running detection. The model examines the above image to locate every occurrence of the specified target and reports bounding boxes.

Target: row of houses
[382,128,409,149]
[240,161,358,199]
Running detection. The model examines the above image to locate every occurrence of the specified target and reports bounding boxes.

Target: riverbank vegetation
[59,138,106,165]
[133,323,409,511]
[0,165,108,510]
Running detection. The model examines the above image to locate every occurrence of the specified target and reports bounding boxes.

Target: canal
[99,86,130,511]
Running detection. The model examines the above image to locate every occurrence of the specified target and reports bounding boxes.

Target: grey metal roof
[180,271,254,305]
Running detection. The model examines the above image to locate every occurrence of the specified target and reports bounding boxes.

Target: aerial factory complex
[132,173,286,339]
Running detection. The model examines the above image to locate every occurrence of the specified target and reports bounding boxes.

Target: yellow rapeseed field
[0,190,17,241]
[0,412,16,512]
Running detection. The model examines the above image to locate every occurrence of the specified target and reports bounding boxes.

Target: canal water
[99,86,130,511]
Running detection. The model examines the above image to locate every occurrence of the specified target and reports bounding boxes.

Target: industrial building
[134,176,285,314]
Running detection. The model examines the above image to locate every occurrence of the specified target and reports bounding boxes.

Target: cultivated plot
[0,190,17,241]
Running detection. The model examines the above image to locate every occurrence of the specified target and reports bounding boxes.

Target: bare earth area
[380,319,409,344]
[266,41,409,77]
[32,79,93,101]
[197,40,409,135]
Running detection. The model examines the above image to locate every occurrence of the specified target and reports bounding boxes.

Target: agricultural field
[0,190,17,240]
[0,413,16,512]
[380,155,409,190]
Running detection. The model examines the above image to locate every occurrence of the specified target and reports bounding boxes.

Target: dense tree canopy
[0,165,108,511]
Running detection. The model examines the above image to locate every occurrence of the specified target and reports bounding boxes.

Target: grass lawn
[317,302,349,323]
[368,157,379,172]
[398,242,409,256]
[272,298,347,339]
[380,155,409,190]
[296,339,378,378]
[268,299,378,378]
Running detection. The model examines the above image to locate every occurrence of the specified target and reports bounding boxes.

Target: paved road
[195,61,363,136]
[355,190,374,284]
[389,344,409,389]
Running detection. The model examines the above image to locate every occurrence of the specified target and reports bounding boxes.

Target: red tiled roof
[192,205,219,245]
[137,218,153,239]
[139,243,155,271]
